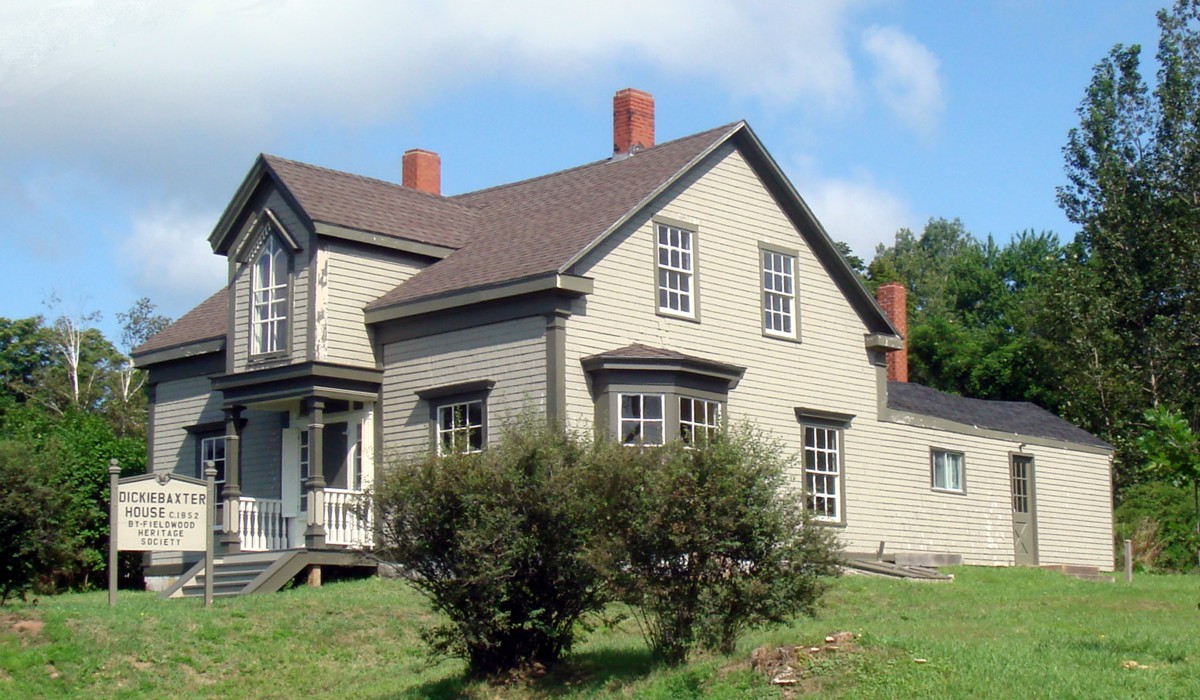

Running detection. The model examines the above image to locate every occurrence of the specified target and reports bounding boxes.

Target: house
[132,89,1114,591]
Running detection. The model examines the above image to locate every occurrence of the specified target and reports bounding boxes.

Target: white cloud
[862,24,944,136]
[118,205,226,314]
[796,174,916,262]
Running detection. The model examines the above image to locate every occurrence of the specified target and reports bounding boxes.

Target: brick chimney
[402,149,440,195]
[613,88,655,155]
[876,282,908,383]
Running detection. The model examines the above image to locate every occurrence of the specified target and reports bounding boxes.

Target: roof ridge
[261,153,480,214]
[451,122,742,203]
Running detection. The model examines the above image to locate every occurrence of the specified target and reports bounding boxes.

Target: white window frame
[252,234,289,355]
[679,396,721,444]
[199,435,227,485]
[437,400,485,455]
[656,223,695,318]
[804,426,841,522]
[762,248,797,338]
[619,393,665,446]
[931,449,966,493]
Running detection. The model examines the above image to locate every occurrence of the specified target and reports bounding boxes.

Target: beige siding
[563,142,1114,570]
[317,241,426,366]
[380,316,546,457]
[151,376,222,477]
[229,190,312,373]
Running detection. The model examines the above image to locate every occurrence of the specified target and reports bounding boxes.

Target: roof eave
[209,155,316,255]
[313,222,457,259]
[131,337,226,368]
[364,272,594,324]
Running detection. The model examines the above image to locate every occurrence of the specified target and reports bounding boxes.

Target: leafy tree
[110,298,172,438]
[584,426,840,665]
[0,440,70,604]
[372,419,604,677]
[0,316,52,404]
[1051,0,1200,488]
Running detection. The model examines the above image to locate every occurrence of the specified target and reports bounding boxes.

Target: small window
[762,249,796,338]
[656,223,694,317]
[252,234,288,355]
[438,400,484,455]
[932,449,965,493]
[351,422,364,491]
[679,396,721,444]
[804,426,841,521]
[620,393,665,446]
[199,435,227,485]
[299,430,310,510]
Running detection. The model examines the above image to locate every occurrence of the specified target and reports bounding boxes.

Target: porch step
[1040,564,1114,583]
[161,549,375,599]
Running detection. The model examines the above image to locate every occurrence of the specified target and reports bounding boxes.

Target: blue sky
[0,1,1162,347]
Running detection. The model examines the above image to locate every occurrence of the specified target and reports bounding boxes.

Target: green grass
[1,567,1197,698]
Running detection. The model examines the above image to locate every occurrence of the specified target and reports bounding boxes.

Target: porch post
[305,398,327,549]
[219,406,244,554]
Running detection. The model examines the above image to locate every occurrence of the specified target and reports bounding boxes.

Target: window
[199,435,227,485]
[252,234,288,355]
[762,248,796,338]
[351,422,364,491]
[438,400,484,454]
[656,223,694,317]
[932,449,965,493]
[299,430,309,509]
[804,426,841,521]
[679,396,720,444]
[619,393,665,445]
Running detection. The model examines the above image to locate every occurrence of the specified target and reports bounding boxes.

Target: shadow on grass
[382,647,658,699]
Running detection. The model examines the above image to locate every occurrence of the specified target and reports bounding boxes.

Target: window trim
[679,395,722,445]
[802,424,844,525]
[249,229,292,359]
[420,382,495,455]
[653,217,701,322]
[759,242,801,342]
[931,448,967,494]
[618,392,667,446]
[195,432,227,489]
[436,399,486,455]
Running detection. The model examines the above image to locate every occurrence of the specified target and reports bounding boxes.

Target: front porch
[229,488,372,552]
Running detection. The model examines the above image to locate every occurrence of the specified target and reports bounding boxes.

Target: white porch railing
[325,488,372,547]
[237,497,288,551]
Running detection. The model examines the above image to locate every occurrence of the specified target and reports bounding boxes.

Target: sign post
[110,468,212,606]
[204,462,216,607]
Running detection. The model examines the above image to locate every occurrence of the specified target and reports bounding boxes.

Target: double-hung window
[932,449,965,493]
[762,248,797,338]
[679,396,721,444]
[198,435,227,486]
[252,235,288,355]
[804,426,841,521]
[656,223,694,317]
[438,400,484,454]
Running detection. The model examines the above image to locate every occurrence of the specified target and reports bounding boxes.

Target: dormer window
[252,234,288,355]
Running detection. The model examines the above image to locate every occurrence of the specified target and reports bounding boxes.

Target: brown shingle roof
[131,287,227,358]
[367,124,740,309]
[262,155,478,249]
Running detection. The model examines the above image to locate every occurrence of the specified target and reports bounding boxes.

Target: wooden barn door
[1010,455,1039,565]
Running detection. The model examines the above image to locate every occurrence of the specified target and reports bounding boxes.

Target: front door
[1010,455,1038,565]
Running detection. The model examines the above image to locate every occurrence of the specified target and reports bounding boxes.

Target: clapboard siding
[380,316,546,457]
[230,189,312,373]
[240,410,282,499]
[563,142,1114,570]
[317,241,426,366]
[151,376,223,477]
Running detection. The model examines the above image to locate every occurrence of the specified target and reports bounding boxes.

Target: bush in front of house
[582,425,842,666]
[372,418,605,677]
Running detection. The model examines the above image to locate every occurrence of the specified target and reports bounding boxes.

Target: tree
[0,440,70,604]
[110,298,171,438]
[1136,406,1200,569]
[584,426,840,665]
[1052,0,1200,487]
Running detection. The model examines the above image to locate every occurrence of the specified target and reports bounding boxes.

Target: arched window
[252,234,288,355]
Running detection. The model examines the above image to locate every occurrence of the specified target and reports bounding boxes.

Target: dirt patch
[745,631,860,697]
[1,613,45,644]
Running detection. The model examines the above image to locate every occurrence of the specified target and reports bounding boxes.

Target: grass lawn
[1,566,1197,698]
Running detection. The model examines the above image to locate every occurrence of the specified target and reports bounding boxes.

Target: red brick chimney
[876,282,908,383]
[402,149,440,195]
[613,88,655,155]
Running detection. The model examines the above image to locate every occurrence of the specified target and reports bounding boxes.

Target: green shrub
[372,419,604,677]
[583,425,841,665]
[1115,481,1199,572]
[0,440,70,604]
